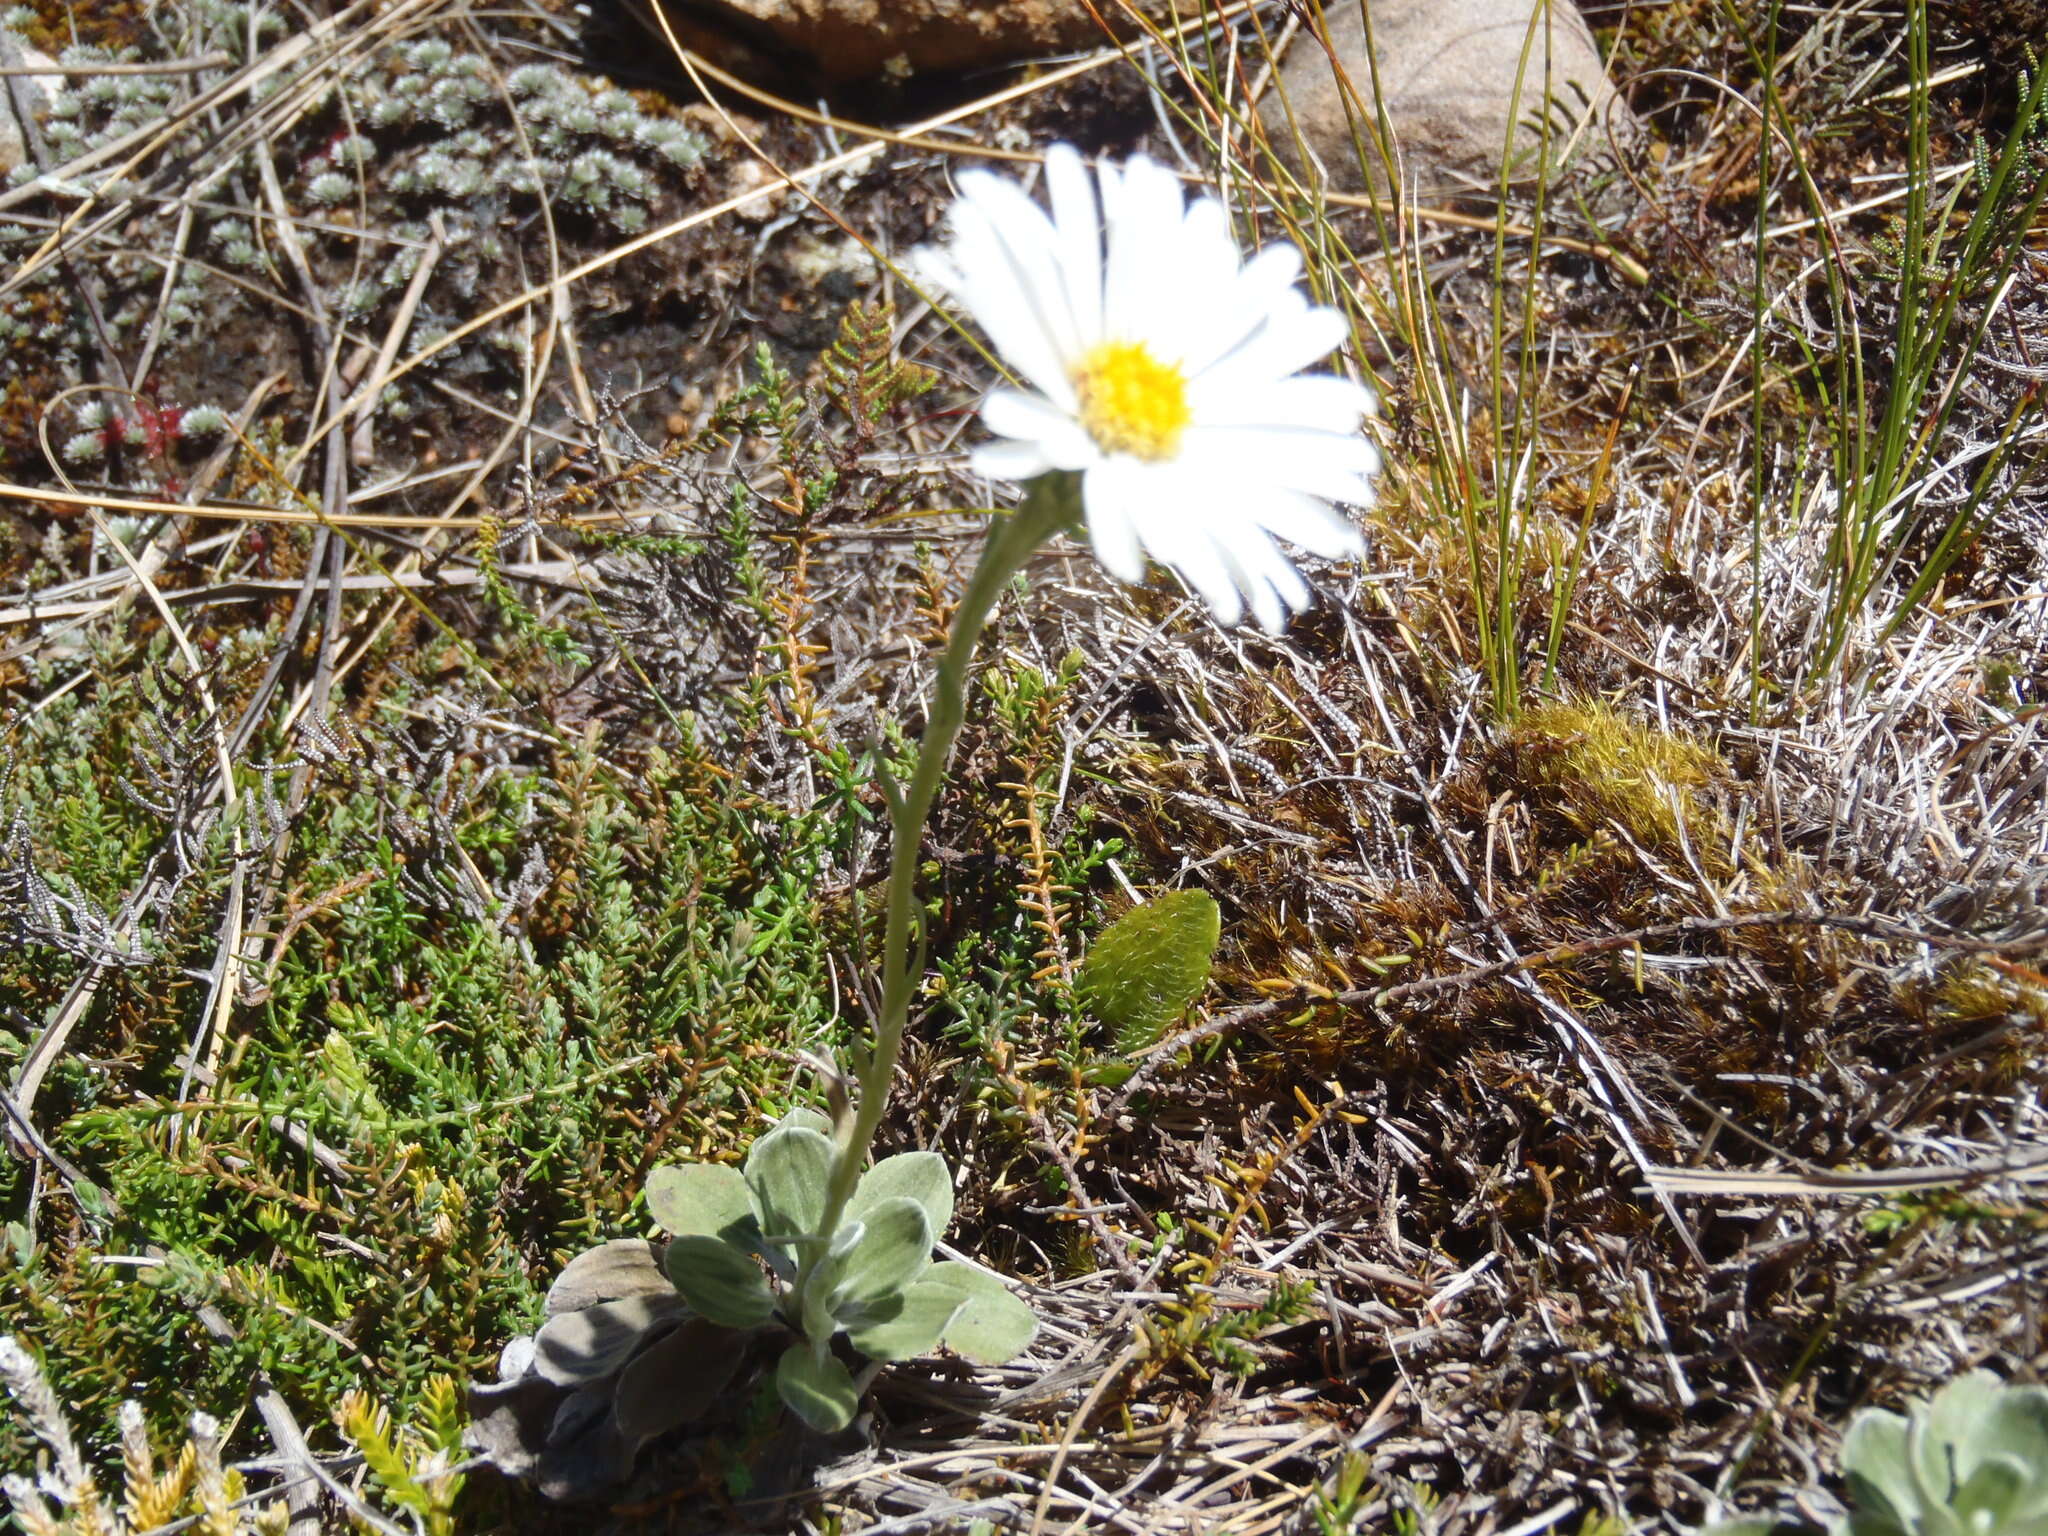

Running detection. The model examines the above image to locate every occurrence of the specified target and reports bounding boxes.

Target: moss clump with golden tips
[1509,700,1727,867]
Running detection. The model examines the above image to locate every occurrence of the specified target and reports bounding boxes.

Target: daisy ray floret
[919,143,1380,632]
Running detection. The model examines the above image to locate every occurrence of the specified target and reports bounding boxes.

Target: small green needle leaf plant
[1700,1370,2048,1536]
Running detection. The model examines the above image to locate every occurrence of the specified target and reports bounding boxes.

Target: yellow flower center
[1072,340,1191,461]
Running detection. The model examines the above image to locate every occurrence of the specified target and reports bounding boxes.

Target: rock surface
[1259,0,1634,201]
[0,33,63,177]
[651,0,1167,82]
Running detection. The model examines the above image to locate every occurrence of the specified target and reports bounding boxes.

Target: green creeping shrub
[1703,1370,2048,1536]
[649,1108,1037,1432]
[0,1333,290,1536]
[337,1376,467,1536]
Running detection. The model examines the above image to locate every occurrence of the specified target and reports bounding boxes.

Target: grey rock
[1260,0,1638,201]
[0,33,63,177]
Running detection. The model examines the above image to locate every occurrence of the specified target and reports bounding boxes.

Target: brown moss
[9,0,156,55]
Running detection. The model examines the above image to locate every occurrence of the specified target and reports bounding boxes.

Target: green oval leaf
[846,1280,965,1363]
[662,1235,777,1330]
[836,1195,933,1307]
[849,1151,954,1241]
[1076,890,1221,1054]
[923,1261,1038,1366]
[775,1342,858,1433]
[645,1163,758,1243]
[744,1125,834,1244]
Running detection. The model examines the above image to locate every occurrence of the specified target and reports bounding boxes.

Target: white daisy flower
[919,143,1379,632]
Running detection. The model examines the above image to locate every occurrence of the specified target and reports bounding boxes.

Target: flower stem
[809,475,1075,1253]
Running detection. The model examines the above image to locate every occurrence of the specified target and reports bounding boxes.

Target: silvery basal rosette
[918,143,1380,632]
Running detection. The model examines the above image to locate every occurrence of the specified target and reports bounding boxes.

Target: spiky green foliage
[337,1376,467,1536]
[0,656,850,1467]
[0,1335,290,1536]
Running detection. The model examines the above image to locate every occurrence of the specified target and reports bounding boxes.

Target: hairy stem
[805,475,1075,1280]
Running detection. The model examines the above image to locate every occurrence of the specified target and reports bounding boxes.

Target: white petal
[1223,525,1318,633]
[1166,539,1246,626]
[1245,487,1366,560]
[959,167,1088,363]
[1127,193,1238,363]
[1079,458,1148,583]
[1189,372,1373,432]
[1212,299,1352,383]
[970,438,1055,481]
[1221,424,1380,479]
[1103,154,1188,347]
[980,388,1099,470]
[1264,547,1314,610]
[1152,199,1256,365]
[1180,195,1238,284]
[1192,487,1304,630]
[1179,243,1306,375]
[947,202,1080,403]
[1175,427,1380,508]
[1128,477,1247,626]
[911,243,966,296]
[1232,549,1288,633]
[1044,144,1104,343]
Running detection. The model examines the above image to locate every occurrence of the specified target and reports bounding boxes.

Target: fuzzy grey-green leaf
[1076,890,1221,1055]
[849,1151,954,1240]
[837,1196,933,1306]
[846,1280,965,1363]
[775,1342,858,1433]
[773,1106,834,1138]
[662,1235,776,1330]
[645,1162,757,1242]
[1974,1388,2048,1490]
[744,1125,834,1242]
[1842,1409,1915,1523]
[1833,1370,2048,1536]
[611,1318,747,1449]
[544,1238,673,1316]
[531,1293,682,1386]
[801,1249,844,1348]
[922,1261,1037,1365]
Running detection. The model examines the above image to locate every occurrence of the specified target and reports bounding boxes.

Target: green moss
[1932,960,2047,1029]
[1510,701,1726,864]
